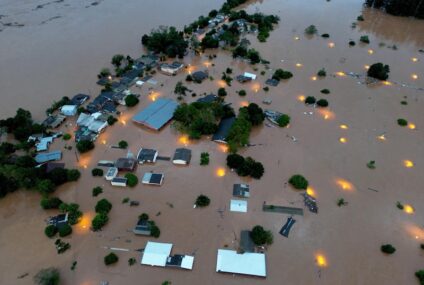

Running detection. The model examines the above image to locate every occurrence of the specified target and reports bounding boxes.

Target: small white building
[142,172,164,186]
[216,249,266,277]
[60,105,78,116]
[141,241,173,267]
[105,167,118,181]
[160,62,184,75]
[230,200,248,213]
[111,177,127,187]
[243,72,257,80]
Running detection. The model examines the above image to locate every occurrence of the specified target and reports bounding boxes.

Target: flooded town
[0,0,423,284]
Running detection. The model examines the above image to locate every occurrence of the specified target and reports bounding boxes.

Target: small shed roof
[230,200,248,213]
[142,173,164,185]
[233,184,250,198]
[243,72,257,80]
[137,148,158,163]
[216,249,266,277]
[132,98,178,130]
[115,158,137,171]
[141,241,173,267]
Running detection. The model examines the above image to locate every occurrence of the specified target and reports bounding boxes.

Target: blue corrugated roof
[35,150,62,163]
[132,98,178,130]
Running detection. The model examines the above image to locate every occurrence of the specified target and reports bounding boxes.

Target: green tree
[195,195,211,207]
[40,197,63,210]
[44,225,58,238]
[397,118,408,126]
[67,169,81,182]
[277,114,290,127]
[227,153,245,169]
[250,225,273,245]
[111,54,125,68]
[95,199,112,214]
[34,267,60,285]
[125,173,138,187]
[92,186,103,197]
[367,63,390,80]
[37,180,56,194]
[381,244,396,254]
[289,175,309,190]
[104,252,119,265]
[92,212,109,231]
[200,152,210,165]
[125,95,139,107]
[76,140,94,153]
[118,140,128,149]
[218,88,227,97]
[415,270,424,285]
[58,224,72,237]
[92,168,104,177]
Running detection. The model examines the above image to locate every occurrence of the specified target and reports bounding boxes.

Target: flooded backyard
[0,0,423,284]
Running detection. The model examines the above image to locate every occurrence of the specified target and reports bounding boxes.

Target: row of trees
[232,45,261,64]
[0,108,45,142]
[141,27,188,58]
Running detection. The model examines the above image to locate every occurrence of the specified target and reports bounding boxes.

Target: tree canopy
[141,26,188,58]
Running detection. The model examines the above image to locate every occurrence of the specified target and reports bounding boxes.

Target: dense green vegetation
[277,114,291,128]
[92,186,103,197]
[316,99,329,107]
[200,152,210,165]
[45,225,58,238]
[118,140,128,149]
[227,103,264,152]
[34,267,60,285]
[397,118,408,126]
[141,27,188,58]
[416,270,424,285]
[58,224,73,237]
[40,197,63,209]
[0,109,45,142]
[289,174,309,190]
[250,225,273,245]
[367,63,390,80]
[365,0,424,19]
[317,68,327,77]
[92,212,109,231]
[272,69,293,81]
[305,25,318,35]
[232,45,262,64]
[360,35,370,44]
[46,96,71,115]
[95,199,112,214]
[305,96,316,105]
[59,203,83,225]
[92,168,104,177]
[226,153,265,179]
[76,140,95,153]
[173,101,234,139]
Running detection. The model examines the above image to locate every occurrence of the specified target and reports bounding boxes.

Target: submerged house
[142,172,164,186]
[48,213,68,228]
[70,94,90,106]
[60,105,78,116]
[137,148,158,164]
[233,184,250,198]
[172,148,191,165]
[132,98,178,131]
[141,241,194,270]
[115,158,137,172]
[76,113,108,134]
[111,177,128,187]
[196,94,219,103]
[192,71,209,83]
[212,116,236,143]
[216,249,266,277]
[160,62,184,75]
[133,219,152,236]
[35,151,62,164]
[42,115,66,129]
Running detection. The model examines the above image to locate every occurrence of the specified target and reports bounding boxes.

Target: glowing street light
[403,160,414,168]
[408,123,416,130]
[311,76,318,81]
[377,134,386,141]
[315,254,328,267]
[412,74,418,80]
[364,65,370,70]
[340,124,348,130]
[411,57,418,62]
[336,71,346,77]
[306,187,316,198]
[298,95,306,102]
[328,42,335,48]
[368,49,374,55]
[216,168,226,177]
[336,179,354,191]
[296,63,303,68]
[404,204,415,214]
[339,137,347,143]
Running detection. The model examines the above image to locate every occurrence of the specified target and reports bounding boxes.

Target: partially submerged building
[172,148,191,165]
[133,219,152,236]
[42,115,66,129]
[212,116,236,143]
[141,241,194,270]
[132,98,178,131]
[60,105,78,116]
[105,167,118,181]
[70,94,90,106]
[196,94,219,104]
[192,70,209,83]
[111,177,128,187]
[115,158,137,172]
[216,249,266,277]
[142,172,164,186]
[160,62,184,75]
[233,184,250,198]
[48,213,69,228]
[137,148,158,164]
[230,200,248,213]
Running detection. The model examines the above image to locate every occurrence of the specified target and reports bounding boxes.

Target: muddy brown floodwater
[1,0,424,284]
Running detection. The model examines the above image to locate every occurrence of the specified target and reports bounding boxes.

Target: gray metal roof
[132,98,178,130]
[212,117,236,143]
[173,148,192,163]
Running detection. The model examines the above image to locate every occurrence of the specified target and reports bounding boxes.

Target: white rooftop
[141,241,173,267]
[243,72,257,80]
[216,249,266,277]
[230,200,248,213]
[181,255,195,270]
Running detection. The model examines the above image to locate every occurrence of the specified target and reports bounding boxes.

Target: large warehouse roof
[216,249,266,277]
[132,98,178,130]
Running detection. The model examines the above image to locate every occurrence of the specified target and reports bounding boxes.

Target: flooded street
[0,0,423,284]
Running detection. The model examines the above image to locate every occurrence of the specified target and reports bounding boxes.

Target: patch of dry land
[0,0,423,284]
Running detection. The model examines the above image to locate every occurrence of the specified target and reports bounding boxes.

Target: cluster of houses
[98,147,192,188]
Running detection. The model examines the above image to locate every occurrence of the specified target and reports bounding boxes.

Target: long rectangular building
[216,249,266,277]
[132,98,178,130]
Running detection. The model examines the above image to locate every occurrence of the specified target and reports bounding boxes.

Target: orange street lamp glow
[383,81,392,86]
[316,254,328,267]
[252,83,260,93]
[404,204,414,214]
[121,119,127,126]
[294,36,300,41]
[102,140,106,145]
[328,42,335,48]
[412,74,418,80]
[340,124,348,130]
[311,76,318,81]
[368,49,374,55]
[218,145,228,153]
[411,57,418,62]
[296,63,303,67]
[178,135,189,145]
[216,168,226,177]
[306,187,316,198]
[364,65,370,70]
[298,95,306,102]
[240,101,249,107]
[203,61,211,67]
[377,134,386,141]
[336,71,346,77]
[336,179,354,191]
[218,80,227,88]
[339,137,347,143]
[404,160,414,168]
[318,109,335,120]
[408,123,416,130]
